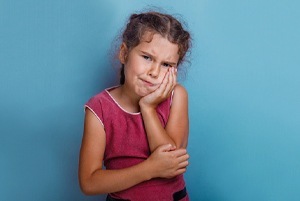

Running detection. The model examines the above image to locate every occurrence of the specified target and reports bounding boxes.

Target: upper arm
[165,84,189,148]
[79,108,106,185]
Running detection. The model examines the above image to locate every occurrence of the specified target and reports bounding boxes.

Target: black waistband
[106,195,129,201]
[173,187,187,201]
[106,187,187,201]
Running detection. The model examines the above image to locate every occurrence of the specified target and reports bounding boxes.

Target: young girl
[79,11,192,201]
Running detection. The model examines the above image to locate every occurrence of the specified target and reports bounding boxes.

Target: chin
[138,91,150,97]
[137,88,154,97]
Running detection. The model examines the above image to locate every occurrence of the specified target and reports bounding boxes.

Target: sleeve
[84,95,104,128]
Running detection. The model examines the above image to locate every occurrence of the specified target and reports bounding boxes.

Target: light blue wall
[1,1,299,201]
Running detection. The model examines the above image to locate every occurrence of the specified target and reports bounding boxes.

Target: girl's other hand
[139,67,177,110]
[146,144,189,179]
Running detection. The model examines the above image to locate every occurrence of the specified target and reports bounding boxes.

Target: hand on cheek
[160,67,176,97]
[139,67,177,109]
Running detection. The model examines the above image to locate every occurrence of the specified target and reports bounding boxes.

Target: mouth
[141,79,158,87]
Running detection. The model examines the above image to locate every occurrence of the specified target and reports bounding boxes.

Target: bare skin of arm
[78,109,189,195]
[139,68,189,152]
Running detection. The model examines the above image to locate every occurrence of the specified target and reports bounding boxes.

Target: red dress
[84,87,189,201]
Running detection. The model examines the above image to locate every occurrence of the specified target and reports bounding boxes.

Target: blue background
[1,1,299,200]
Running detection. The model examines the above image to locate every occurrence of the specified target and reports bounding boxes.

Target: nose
[148,63,160,78]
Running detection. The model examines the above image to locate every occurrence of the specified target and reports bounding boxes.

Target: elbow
[79,181,93,195]
[79,177,97,196]
[79,168,108,195]
[79,176,108,195]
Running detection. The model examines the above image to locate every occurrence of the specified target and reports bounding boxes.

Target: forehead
[137,32,179,60]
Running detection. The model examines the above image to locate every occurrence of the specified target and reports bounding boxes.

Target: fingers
[175,167,187,175]
[157,70,170,95]
[169,67,177,92]
[177,151,190,163]
[173,149,189,165]
[150,145,189,178]
[171,148,187,157]
[170,148,189,169]
[158,67,177,97]
[156,144,176,152]
[166,67,177,96]
[177,154,189,169]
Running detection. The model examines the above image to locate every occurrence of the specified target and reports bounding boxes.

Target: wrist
[142,159,155,180]
[139,102,156,113]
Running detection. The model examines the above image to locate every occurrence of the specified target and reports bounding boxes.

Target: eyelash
[142,55,172,68]
[142,55,151,60]
[163,63,172,68]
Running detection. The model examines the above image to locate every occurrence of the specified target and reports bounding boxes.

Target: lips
[141,79,157,87]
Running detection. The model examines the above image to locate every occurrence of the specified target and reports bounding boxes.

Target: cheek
[158,69,168,82]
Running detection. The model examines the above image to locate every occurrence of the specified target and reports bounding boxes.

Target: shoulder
[170,84,188,111]
[85,89,112,107]
[88,90,107,101]
[172,84,188,102]
[84,89,110,127]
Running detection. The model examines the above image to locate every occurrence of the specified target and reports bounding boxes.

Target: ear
[119,43,128,64]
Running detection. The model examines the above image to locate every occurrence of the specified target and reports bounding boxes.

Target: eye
[162,63,172,68]
[142,55,151,61]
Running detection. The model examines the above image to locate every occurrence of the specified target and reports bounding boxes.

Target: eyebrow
[140,50,178,66]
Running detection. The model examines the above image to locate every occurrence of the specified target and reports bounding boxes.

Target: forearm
[80,160,153,195]
[80,143,189,195]
[140,107,175,152]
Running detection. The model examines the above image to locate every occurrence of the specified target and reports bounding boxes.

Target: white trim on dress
[84,105,105,128]
[105,87,141,115]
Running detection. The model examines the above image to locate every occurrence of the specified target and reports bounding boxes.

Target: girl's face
[120,33,179,98]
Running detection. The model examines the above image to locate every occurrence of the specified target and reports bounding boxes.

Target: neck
[119,85,141,112]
